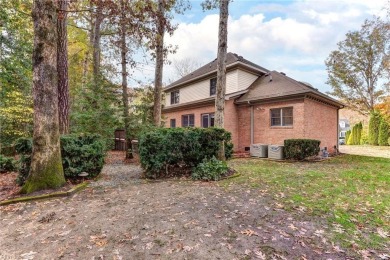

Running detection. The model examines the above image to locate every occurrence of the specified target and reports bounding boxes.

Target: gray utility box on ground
[268,145,284,160]
[250,144,268,157]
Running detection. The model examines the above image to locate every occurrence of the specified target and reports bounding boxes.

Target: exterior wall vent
[250,144,268,158]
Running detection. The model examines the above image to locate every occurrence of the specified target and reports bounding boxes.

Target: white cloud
[162,0,388,92]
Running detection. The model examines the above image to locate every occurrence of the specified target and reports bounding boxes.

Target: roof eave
[164,61,268,92]
[162,97,215,113]
[236,91,344,108]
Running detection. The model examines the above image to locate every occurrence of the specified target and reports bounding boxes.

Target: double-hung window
[201,113,215,128]
[182,114,195,127]
[170,119,176,128]
[210,78,217,96]
[170,90,179,105]
[270,107,293,126]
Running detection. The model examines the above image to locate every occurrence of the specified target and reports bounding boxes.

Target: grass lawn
[225,154,390,251]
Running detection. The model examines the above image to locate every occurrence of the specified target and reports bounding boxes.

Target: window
[170,119,176,128]
[340,131,346,138]
[170,90,179,105]
[270,107,293,126]
[210,78,217,96]
[202,113,215,128]
[182,114,195,127]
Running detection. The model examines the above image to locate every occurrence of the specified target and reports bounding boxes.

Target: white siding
[237,70,258,91]
[225,70,238,94]
[180,80,209,103]
[165,69,258,107]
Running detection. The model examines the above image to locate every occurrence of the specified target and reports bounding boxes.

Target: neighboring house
[162,53,344,153]
[339,119,351,138]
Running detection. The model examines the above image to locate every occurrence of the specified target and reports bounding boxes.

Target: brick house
[162,53,344,153]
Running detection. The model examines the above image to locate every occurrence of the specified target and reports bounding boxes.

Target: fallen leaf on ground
[20,251,37,260]
[58,230,71,236]
[288,224,298,231]
[240,229,258,236]
[358,249,371,259]
[90,234,108,247]
[377,228,389,238]
[38,212,56,223]
[253,250,266,259]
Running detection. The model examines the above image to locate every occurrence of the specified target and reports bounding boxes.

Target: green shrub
[192,156,228,181]
[378,119,389,146]
[60,134,105,178]
[0,155,16,173]
[345,130,351,145]
[369,111,382,145]
[16,155,31,185]
[14,138,33,185]
[14,137,32,154]
[15,134,106,185]
[360,128,369,145]
[347,122,363,145]
[284,139,321,160]
[138,127,233,178]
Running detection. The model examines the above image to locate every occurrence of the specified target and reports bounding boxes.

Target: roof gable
[236,71,344,108]
[165,52,268,90]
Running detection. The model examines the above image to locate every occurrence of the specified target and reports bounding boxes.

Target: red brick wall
[304,98,338,153]
[237,98,338,153]
[163,98,339,153]
[237,106,250,151]
[250,99,305,148]
[163,104,215,128]
[162,100,240,151]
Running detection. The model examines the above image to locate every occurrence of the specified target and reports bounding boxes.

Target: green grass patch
[225,155,390,250]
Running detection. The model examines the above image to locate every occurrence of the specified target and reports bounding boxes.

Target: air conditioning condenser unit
[268,145,284,160]
[250,144,268,158]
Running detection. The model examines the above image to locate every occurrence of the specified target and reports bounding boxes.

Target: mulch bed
[0,172,20,201]
[0,172,77,202]
[0,150,130,202]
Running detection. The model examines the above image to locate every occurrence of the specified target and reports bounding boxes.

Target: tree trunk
[81,50,89,91]
[214,0,229,161]
[153,0,165,127]
[22,0,65,194]
[57,0,70,134]
[92,1,103,90]
[120,0,131,157]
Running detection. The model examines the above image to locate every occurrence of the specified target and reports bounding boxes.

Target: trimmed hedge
[347,122,363,145]
[139,127,233,178]
[284,139,321,160]
[15,134,105,185]
[378,118,389,146]
[0,155,17,173]
[369,111,381,145]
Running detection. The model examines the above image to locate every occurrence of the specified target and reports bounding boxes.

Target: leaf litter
[0,151,388,259]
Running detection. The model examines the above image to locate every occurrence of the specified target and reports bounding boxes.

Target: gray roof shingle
[236,71,344,107]
[165,52,269,90]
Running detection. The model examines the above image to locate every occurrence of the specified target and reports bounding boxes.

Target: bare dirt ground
[0,152,356,259]
[339,145,390,159]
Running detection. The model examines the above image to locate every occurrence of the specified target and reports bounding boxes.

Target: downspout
[336,107,340,153]
[250,102,254,145]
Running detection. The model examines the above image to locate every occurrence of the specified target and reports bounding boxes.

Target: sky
[130,0,388,94]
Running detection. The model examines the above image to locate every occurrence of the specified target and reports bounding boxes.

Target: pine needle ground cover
[225,155,390,250]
